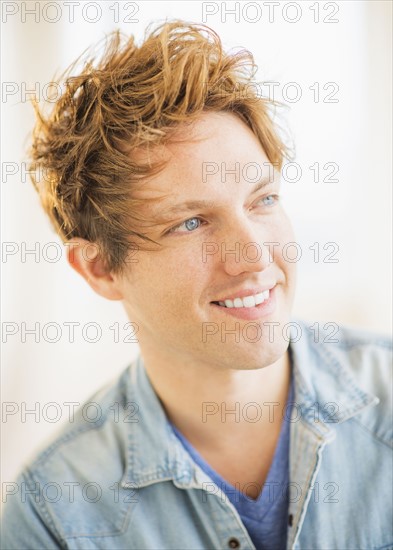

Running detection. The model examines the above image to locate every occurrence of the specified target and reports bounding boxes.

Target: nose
[217,216,273,277]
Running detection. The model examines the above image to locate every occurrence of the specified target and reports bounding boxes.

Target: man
[2,20,392,550]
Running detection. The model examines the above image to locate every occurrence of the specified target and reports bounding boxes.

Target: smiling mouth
[211,289,271,309]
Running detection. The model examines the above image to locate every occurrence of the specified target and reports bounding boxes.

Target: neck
[138,344,292,451]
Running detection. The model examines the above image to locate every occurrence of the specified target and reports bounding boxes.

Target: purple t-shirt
[171,374,294,550]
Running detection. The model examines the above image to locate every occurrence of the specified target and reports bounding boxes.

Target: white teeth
[217,289,271,308]
[242,295,256,308]
[254,292,265,305]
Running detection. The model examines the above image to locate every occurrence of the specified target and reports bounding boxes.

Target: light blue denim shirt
[2,320,392,549]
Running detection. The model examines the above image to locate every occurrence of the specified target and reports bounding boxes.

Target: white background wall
[2,0,392,493]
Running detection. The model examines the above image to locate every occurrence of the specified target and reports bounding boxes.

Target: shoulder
[308,320,391,390]
[29,364,133,477]
[295,318,391,380]
[294,319,392,445]
[2,365,136,547]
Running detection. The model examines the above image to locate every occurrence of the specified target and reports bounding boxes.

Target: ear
[65,238,124,300]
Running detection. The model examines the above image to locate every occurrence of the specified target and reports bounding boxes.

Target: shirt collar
[120,354,198,489]
[120,319,379,488]
[288,319,379,424]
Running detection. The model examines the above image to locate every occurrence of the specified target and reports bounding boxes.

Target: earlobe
[65,238,124,301]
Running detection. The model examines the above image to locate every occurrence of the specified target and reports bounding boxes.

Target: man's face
[117,111,297,371]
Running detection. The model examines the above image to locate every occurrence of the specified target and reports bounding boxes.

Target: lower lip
[210,286,277,320]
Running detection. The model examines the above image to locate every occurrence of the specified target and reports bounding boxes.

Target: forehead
[131,111,271,198]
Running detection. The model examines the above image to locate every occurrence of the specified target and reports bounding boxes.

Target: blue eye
[260,194,278,206]
[170,217,202,234]
[167,195,279,236]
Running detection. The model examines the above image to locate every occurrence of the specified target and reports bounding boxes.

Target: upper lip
[211,284,276,303]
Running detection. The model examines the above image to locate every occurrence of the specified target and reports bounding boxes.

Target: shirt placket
[286,414,336,549]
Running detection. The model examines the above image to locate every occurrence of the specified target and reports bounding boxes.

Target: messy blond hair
[30,20,288,273]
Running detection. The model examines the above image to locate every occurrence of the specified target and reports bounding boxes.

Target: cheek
[276,209,296,239]
[264,212,296,253]
[264,215,297,288]
[134,247,206,304]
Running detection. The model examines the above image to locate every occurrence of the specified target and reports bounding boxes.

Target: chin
[213,337,290,371]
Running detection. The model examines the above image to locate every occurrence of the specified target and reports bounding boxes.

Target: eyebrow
[162,177,273,216]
